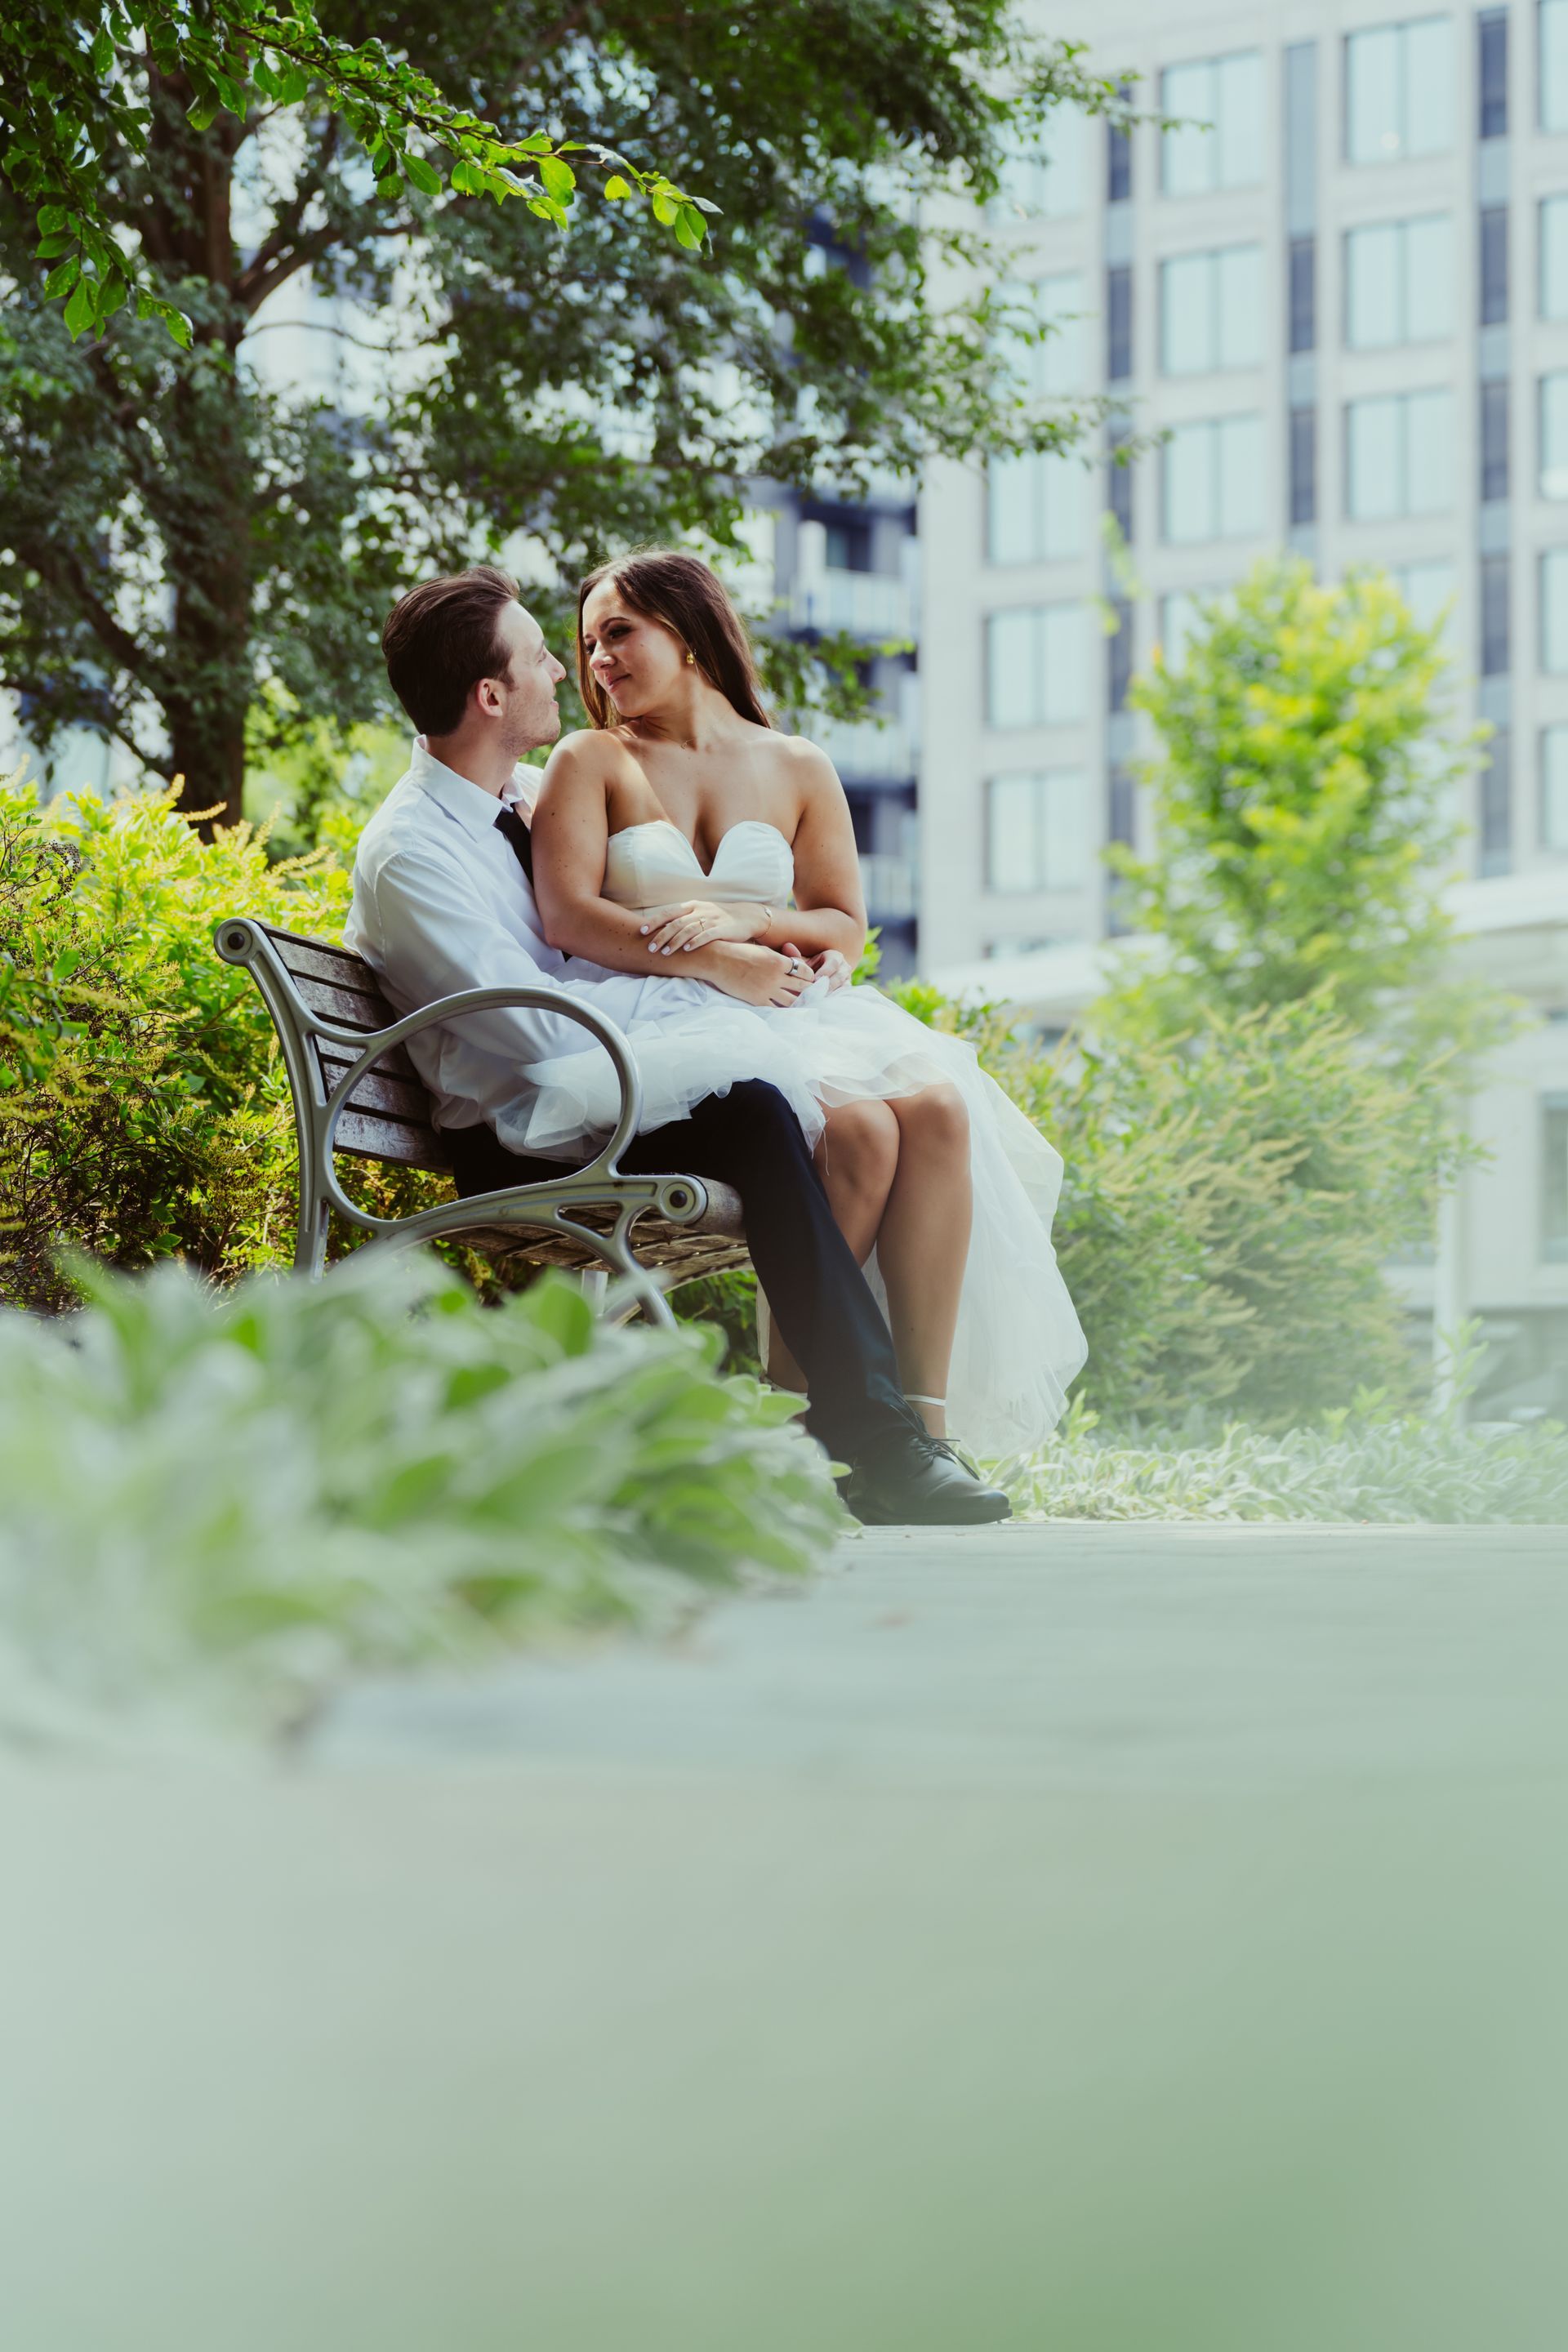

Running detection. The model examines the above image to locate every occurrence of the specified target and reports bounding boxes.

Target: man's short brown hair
[381,565,520,737]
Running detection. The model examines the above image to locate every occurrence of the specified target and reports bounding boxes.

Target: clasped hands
[639,898,849,1008]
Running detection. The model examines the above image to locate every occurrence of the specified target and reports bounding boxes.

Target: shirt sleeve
[368,843,655,1069]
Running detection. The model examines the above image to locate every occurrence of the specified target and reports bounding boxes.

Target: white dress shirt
[344,737,709,1148]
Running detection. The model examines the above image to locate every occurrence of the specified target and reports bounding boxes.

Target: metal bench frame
[214,917,747,1325]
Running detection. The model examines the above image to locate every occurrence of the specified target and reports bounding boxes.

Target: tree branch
[234,110,341,313]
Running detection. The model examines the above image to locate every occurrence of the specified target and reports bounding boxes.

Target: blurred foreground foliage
[0,1254,842,1743]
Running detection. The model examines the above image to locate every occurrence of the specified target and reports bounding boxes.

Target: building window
[1345,390,1454,519]
[1544,0,1568,132]
[1479,728,1512,875]
[1107,440,1134,541]
[1107,85,1133,203]
[1162,414,1265,543]
[1161,53,1265,195]
[1345,16,1454,163]
[1542,374,1568,497]
[1344,215,1453,345]
[1542,549,1568,670]
[1480,207,1510,326]
[1541,727,1568,849]
[986,770,1090,892]
[1481,380,1510,502]
[1479,11,1508,137]
[1159,590,1228,669]
[1541,195,1568,317]
[823,519,871,572]
[1290,236,1316,354]
[987,451,1088,566]
[1289,407,1317,525]
[985,605,1089,729]
[1390,559,1457,638]
[1107,599,1134,712]
[1544,1098,1568,1264]
[1160,245,1263,374]
[1481,552,1511,673]
[1106,265,1133,382]
[991,109,1088,223]
[1006,273,1087,398]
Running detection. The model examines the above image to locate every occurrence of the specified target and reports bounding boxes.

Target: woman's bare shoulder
[538,728,645,800]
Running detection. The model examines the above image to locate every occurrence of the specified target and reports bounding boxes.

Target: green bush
[1001,1396,1568,1525]
[0,1255,844,1742]
[0,773,453,1306]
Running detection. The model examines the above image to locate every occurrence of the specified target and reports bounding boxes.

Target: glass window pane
[1040,108,1087,218]
[1216,245,1263,366]
[987,610,1040,727]
[1217,413,1265,537]
[1543,551,1568,673]
[1393,559,1456,637]
[1040,770,1091,889]
[1159,592,1205,667]
[1405,17,1454,157]
[1163,61,1214,194]
[1348,396,1401,519]
[987,455,1039,564]
[1405,215,1454,338]
[1040,452,1088,561]
[1161,252,1214,374]
[1040,604,1089,723]
[1547,0,1568,133]
[1406,389,1453,512]
[1036,272,1086,395]
[1346,222,1401,348]
[1543,197,1568,319]
[1216,54,1265,186]
[1543,728,1568,849]
[987,774,1039,891]
[1347,26,1400,163]
[1542,373,1568,499]
[1164,421,1215,542]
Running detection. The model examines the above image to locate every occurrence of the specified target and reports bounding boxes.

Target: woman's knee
[893,1082,969,1156]
[821,1097,900,1194]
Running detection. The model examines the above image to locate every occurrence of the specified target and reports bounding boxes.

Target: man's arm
[367,844,657,1067]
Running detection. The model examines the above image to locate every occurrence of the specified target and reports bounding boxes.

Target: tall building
[919,2,1568,1405]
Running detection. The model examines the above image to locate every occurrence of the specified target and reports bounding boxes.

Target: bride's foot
[906,1392,947,1440]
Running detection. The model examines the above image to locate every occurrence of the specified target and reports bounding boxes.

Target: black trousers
[447,1080,915,1463]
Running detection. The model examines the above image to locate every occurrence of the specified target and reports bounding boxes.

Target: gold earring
[685,649,696,666]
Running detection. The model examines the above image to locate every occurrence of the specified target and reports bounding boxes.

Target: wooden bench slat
[265,932,381,991]
[314,1049,432,1124]
[334,1107,453,1170]
[290,973,397,1030]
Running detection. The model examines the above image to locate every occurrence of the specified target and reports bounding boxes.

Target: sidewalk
[5,1524,1567,2351]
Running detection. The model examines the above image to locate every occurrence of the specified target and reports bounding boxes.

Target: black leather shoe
[843,1432,1012,1526]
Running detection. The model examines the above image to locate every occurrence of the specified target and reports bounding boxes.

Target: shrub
[0,1256,844,1742]
[0,774,452,1305]
[1001,1396,1568,1525]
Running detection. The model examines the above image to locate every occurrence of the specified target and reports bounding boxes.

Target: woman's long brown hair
[577,550,773,730]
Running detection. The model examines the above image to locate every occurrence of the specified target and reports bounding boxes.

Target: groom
[345,565,1009,1526]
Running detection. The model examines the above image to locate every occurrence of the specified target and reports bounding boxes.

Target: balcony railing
[859,853,919,921]
[808,716,915,782]
[790,568,915,638]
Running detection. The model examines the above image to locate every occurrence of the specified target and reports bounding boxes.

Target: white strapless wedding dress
[524,818,1087,1451]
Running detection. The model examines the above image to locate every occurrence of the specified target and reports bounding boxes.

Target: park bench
[212,917,749,1323]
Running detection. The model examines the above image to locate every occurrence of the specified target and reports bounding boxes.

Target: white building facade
[920,1,1568,1408]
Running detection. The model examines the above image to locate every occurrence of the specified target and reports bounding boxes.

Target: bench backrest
[256,924,452,1172]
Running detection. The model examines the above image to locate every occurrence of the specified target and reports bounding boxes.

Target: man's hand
[639,899,766,954]
[702,941,812,1007]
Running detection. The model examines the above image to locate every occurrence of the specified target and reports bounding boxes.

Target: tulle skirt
[509,979,1087,1454]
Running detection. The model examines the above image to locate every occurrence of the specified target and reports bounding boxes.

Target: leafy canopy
[2,0,715,345]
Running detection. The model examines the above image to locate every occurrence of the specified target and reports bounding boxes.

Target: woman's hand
[703,942,813,1006]
[639,899,766,955]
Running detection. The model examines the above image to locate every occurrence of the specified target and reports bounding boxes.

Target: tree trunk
[147,72,252,836]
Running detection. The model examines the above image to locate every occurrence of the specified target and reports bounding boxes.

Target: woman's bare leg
[764,1098,900,1392]
[876,1085,972,1438]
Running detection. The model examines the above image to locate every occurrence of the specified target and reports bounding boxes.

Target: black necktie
[494,803,533,884]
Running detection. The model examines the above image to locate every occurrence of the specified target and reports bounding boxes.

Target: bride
[526,549,1086,1457]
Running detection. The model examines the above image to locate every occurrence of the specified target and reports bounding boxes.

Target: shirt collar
[408,736,536,840]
